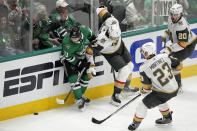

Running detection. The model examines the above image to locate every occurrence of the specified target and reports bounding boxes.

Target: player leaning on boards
[91,7,138,106]
[60,25,96,111]
[160,3,197,92]
[128,42,181,130]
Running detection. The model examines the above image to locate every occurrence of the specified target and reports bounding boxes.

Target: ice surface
[0,76,197,131]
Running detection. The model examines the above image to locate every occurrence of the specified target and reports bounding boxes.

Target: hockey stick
[56,67,86,104]
[92,93,141,124]
[92,94,141,124]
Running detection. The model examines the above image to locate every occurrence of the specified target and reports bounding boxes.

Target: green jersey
[41,13,77,43]
[33,19,53,49]
[61,25,96,66]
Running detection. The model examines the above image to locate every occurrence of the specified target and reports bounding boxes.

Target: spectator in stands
[32,2,54,50]
[40,0,78,47]
[6,0,24,50]
[123,0,152,29]
[0,0,8,16]
[186,0,197,19]
[98,0,127,31]
[0,14,24,57]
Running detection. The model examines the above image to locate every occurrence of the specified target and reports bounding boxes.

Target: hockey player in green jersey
[60,25,96,111]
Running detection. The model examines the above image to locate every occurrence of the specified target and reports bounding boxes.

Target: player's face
[71,37,80,43]
[170,13,180,23]
[1,16,7,28]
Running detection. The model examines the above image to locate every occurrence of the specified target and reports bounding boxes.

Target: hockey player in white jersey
[161,3,197,90]
[92,7,138,106]
[128,42,182,130]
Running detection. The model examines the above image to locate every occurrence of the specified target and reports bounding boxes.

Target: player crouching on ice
[60,25,96,111]
[128,42,182,130]
[92,7,138,106]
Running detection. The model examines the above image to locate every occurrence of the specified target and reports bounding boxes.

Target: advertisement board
[0,23,197,120]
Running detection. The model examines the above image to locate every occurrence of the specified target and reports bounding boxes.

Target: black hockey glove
[77,59,90,72]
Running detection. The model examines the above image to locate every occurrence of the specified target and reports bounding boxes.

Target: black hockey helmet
[70,26,81,38]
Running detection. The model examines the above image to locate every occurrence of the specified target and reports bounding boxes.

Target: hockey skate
[111,93,121,106]
[82,95,91,105]
[155,111,173,126]
[121,86,139,98]
[75,98,86,111]
[128,120,141,131]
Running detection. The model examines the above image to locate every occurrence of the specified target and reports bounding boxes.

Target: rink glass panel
[0,0,197,60]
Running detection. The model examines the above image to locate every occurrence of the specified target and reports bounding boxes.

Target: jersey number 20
[153,62,173,86]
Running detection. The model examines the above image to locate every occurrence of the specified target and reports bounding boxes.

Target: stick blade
[56,98,65,104]
[92,117,104,124]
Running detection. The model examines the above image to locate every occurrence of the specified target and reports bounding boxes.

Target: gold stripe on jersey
[152,88,178,94]
[142,83,152,90]
[98,8,108,20]
[86,46,93,55]
[178,36,197,48]
[102,42,121,54]
[173,62,183,71]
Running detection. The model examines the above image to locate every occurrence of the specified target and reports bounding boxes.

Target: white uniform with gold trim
[163,17,197,52]
[96,17,122,54]
[140,53,178,93]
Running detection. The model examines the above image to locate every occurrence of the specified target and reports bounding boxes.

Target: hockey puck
[33,112,39,115]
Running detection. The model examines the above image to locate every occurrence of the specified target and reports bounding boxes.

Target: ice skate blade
[155,122,172,127]
[110,100,120,107]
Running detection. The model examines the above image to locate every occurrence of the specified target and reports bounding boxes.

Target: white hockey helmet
[140,42,156,57]
[56,0,69,8]
[169,3,183,15]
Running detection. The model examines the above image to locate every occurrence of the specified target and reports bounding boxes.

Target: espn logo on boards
[3,56,104,97]
[3,61,65,97]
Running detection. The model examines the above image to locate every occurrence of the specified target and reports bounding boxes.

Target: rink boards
[0,23,197,121]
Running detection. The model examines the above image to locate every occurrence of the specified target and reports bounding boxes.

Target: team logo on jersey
[65,44,71,50]
[178,21,183,25]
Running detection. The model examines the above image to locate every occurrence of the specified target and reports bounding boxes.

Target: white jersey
[139,53,178,93]
[164,17,197,51]
[96,17,122,54]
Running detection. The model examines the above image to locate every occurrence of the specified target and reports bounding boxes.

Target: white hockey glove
[87,66,96,79]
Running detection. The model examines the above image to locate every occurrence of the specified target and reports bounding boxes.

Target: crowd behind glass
[0,0,196,58]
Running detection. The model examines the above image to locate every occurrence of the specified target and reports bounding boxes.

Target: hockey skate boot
[155,111,173,126]
[128,120,141,131]
[75,98,86,111]
[111,93,121,106]
[82,95,91,105]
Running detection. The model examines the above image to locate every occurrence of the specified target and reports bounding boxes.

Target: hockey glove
[87,65,96,79]
[77,59,90,72]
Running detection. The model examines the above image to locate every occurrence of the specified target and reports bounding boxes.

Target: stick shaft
[92,93,141,124]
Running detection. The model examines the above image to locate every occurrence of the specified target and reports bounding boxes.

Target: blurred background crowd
[0,0,196,58]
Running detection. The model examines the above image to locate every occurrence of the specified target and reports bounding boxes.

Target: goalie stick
[92,93,141,124]
[56,66,86,104]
